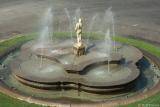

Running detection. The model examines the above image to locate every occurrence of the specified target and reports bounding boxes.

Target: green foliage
[0,33,37,53]
[51,32,104,40]
[113,36,160,57]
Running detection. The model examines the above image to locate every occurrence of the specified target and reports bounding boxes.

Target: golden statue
[75,18,82,46]
[73,18,85,56]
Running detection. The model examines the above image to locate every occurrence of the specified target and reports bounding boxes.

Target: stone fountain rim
[0,49,160,106]
[10,40,143,87]
[11,58,140,87]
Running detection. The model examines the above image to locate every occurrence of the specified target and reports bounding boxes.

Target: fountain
[2,7,159,106]
[9,8,143,94]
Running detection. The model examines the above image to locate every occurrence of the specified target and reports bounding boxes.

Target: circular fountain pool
[0,38,159,106]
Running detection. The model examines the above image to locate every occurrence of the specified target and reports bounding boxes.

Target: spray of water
[74,8,81,23]
[35,7,53,68]
[105,29,111,57]
[87,14,98,44]
[105,29,112,72]
[104,7,116,52]
[64,8,74,43]
[37,7,53,48]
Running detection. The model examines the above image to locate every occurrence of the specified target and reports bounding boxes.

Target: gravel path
[0,0,159,42]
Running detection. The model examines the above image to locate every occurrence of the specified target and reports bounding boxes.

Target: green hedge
[113,36,160,58]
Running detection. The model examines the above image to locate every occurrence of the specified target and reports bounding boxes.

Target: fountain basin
[10,40,142,93]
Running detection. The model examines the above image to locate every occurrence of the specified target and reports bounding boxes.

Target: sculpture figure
[75,18,82,46]
[73,18,85,56]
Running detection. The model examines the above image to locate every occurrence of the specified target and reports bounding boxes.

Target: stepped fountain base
[73,43,86,56]
[10,40,142,93]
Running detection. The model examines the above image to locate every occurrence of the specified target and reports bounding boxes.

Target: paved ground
[0,0,160,42]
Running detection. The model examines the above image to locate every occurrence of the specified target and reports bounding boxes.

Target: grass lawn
[0,32,160,107]
[119,92,160,107]
[0,93,43,107]
[113,36,160,58]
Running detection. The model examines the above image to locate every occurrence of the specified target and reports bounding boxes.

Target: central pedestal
[73,43,86,56]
